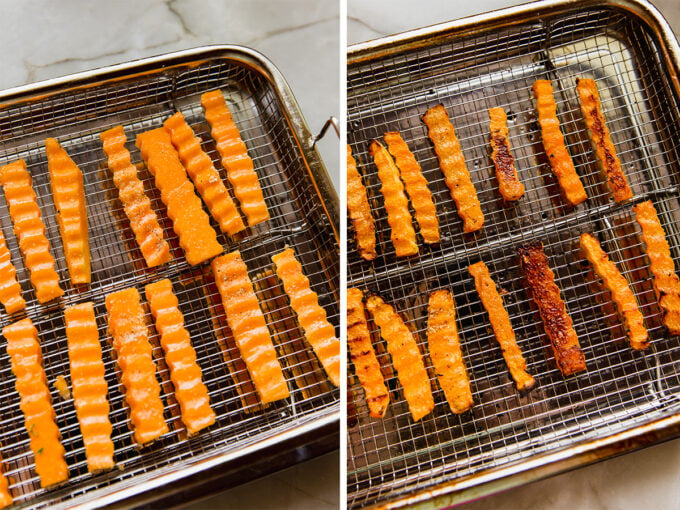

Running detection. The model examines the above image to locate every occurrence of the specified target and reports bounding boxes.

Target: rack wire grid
[0,53,339,508]
[347,5,680,509]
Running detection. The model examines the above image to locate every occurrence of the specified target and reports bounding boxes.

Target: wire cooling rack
[0,48,339,508]
[347,4,680,508]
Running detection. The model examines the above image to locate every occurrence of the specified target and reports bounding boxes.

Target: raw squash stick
[532,80,587,206]
[347,288,389,418]
[580,233,648,350]
[201,90,270,226]
[489,107,525,201]
[347,145,377,260]
[384,132,440,243]
[518,241,586,376]
[634,200,680,334]
[136,128,222,266]
[0,226,25,314]
[145,279,215,435]
[212,252,290,403]
[100,126,170,267]
[369,140,418,257]
[427,290,474,413]
[272,247,340,387]
[164,112,245,236]
[576,78,632,202]
[423,104,484,233]
[45,138,91,284]
[469,261,535,390]
[3,318,68,488]
[365,295,434,422]
[64,302,114,472]
[105,287,168,446]
[0,159,63,303]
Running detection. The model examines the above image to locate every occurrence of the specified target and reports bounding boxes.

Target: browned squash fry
[346,145,377,260]
[489,107,525,201]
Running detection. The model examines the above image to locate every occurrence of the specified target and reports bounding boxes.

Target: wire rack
[0,51,339,508]
[347,5,680,508]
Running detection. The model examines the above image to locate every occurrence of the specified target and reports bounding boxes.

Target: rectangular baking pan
[347,0,680,508]
[0,45,339,508]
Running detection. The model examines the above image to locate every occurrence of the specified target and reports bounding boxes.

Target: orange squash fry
[365,295,433,422]
[423,104,484,233]
[105,287,168,445]
[201,90,270,226]
[347,288,389,418]
[0,457,11,508]
[4,318,68,487]
[519,241,586,376]
[384,132,440,243]
[0,159,63,303]
[0,226,25,314]
[100,125,170,267]
[164,112,245,235]
[64,302,114,472]
[532,80,587,205]
[576,79,632,202]
[634,200,680,334]
[45,138,91,284]
[469,262,535,390]
[347,145,377,260]
[580,233,648,350]
[145,279,215,435]
[426,290,474,413]
[212,252,289,403]
[272,247,340,386]
[489,107,525,201]
[369,140,418,257]
[136,128,222,266]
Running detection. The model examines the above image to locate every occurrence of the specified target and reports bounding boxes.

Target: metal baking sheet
[347,1,680,507]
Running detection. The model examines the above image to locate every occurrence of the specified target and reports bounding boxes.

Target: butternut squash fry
[489,107,525,201]
[347,145,377,260]
[0,226,25,314]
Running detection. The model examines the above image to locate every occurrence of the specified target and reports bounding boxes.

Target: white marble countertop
[348,1,680,510]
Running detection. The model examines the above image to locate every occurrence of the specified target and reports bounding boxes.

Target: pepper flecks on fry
[347,145,377,260]
[489,107,525,201]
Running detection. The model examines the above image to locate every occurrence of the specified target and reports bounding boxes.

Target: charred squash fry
[212,252,289,403]
[426,290,473,413]
[105,288,168,446]
[384,132,440,243]
[201,90,270,226]
[369,140,418,257]
[580,233,648,350]
[468,262,535,390]
[272,248,340,386]
[423,104,484,233]
[4,318,68,487]
[532,80,587,206]
[634,200,680,334]
[489,107,525,201]
[0,227,25,314]
[64,302,114,472]
[45,138,90,284]
[347,145,377,260]
[164,112,245,235]
[365,295,433,422]
[136,128,222,266]
[100,126,170,267]
[576,79,632,202]
[347,288,389,418]
[518,241,586,376]
[0,159,63,303]
[145,279,215,435]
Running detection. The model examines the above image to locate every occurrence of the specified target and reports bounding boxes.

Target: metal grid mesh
[0,55,339,508]
[347,6,680,508]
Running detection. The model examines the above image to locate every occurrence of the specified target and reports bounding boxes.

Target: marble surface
[348,1,680,510]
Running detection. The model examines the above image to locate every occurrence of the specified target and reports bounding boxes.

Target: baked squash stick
[347,288,389,418]
[0,226,25,314]
[489,107,525,201]
[580,233,648,350]
[0,460,10,508]
[366,295,433,422]
[347,145,377,260]
[4,318,68,487]
[469,261,535,390]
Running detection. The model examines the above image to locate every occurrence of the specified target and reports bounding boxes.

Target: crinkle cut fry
[489,107,525,201]
[0,225,25,314]
[346,144,377,260]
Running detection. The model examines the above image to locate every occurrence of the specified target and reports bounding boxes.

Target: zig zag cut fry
[0,226,25,314]
[489,107,525,201]
[347,145,376,260]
